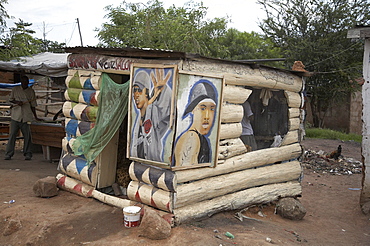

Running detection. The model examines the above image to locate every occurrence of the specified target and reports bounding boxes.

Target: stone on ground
[276,197,306,220]
[33,176,58,198]
[138,207,171,240]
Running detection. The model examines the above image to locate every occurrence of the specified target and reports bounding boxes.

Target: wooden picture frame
[127,64,178,167]
[171,71,224,170]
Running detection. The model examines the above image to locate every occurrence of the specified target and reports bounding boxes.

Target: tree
[258,0,370,128]
[0,19,66,60]
[96,0,230,57]
[219,28,284,67]
[0,0,9,32]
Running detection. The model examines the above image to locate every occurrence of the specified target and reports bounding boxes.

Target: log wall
[59,69,118,188]
[62,55,305,225]
[126,59,305,224]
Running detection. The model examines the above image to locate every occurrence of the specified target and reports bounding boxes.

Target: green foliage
[219,28,284,66]
[0,19,66,61]
[305,127,362,143]
[96,0,282,60]
[97,0,228,57]
[258,0,369,127]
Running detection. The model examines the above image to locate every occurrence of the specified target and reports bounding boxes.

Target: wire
[311,65,362,74]
[306,42,362,68]
[66,21,77,46]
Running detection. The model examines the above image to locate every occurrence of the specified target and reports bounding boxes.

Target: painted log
[175,161,301,208]
[65,118,95,138]
[284,91,302,108]
[220,103,243,123]
[61,137,75,153]
[58,153,97,186]
[129,162,177,192]
[91,190,135,208]
[174,181,302,224]
[223,72,302,93]
[289,108,300,118]
[66,69,101,90]
[176,143,302,183]
[64,88,100,106]
[127,181,173,212]
[223,85,252,104]
[183,60,302,92]
[63,101,98,122]
[218,138,247,160]
[56,174,135,208]
[289,118,301,131]
[219,123,242,140]
[56,173,94,197]
[280,130,299,146]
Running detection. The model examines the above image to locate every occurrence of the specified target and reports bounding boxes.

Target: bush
[305,128,362,143]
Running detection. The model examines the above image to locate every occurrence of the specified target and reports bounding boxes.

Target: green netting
[71,73,129,164]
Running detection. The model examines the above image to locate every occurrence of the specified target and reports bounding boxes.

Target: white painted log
[224,71,302,93]
[127,181,173,212]
[218,138,248,160]
[56,174,134,208]
[176,143,302,183]
[56,173,94,197]
[223,85,252,104]
[280,130,299,146]
[219,123,242,140]
[285,91,302,108]
[175,161,301,208]
[174,181,302,224]
[289,108,300,118]
[289,118,301,131]
[92,190,135,208]
[220,103,243,123]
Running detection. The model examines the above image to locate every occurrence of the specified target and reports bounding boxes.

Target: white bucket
[123,206,141,228]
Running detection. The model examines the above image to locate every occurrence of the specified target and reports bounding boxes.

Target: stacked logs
[59,69,102,187]
[127,62,304,225]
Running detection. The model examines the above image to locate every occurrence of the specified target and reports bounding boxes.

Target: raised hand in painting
[149,68,172,104]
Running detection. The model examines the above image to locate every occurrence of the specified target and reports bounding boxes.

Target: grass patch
[305,128,362,143]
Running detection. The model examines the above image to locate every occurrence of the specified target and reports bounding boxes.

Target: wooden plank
[174,181,302,224]
[129,162,177,192]
[219,123,242,140]
[218,138,248,160]
[285,91,302,108]
[220,103,243,123]
[289,108,300,118]
[223,85,252,104]
[175,161,301,208]
[224,72,303,93]
[289,118,301,131]
[127,181,174,212]
[30,123,65,148]
[280,130,299,146]
[176,143,302,183]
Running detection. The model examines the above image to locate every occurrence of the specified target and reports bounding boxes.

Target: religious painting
[127,64,178,167]
[171,72,224,169]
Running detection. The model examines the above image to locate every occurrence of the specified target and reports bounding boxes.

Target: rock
[3,219,22,236]
[361,201,370,215]
[138,207,171,240]
[33,176,58,198]
[276,197,306,220]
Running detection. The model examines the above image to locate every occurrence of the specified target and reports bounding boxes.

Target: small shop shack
[0,52,69,161]
[57,47,306,225]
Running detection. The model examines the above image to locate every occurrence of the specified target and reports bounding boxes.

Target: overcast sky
[5,0,265,47]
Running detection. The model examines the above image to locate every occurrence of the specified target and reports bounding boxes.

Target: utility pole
[76,18,83,47]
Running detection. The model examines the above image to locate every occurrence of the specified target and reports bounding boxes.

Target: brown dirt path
[0,139,369,245]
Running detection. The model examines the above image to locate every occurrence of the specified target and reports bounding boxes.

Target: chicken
[326,145,342,160]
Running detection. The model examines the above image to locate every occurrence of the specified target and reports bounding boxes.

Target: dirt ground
[0,138,369,246]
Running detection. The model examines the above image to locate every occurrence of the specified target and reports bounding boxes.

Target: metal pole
[76,18,83,47]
